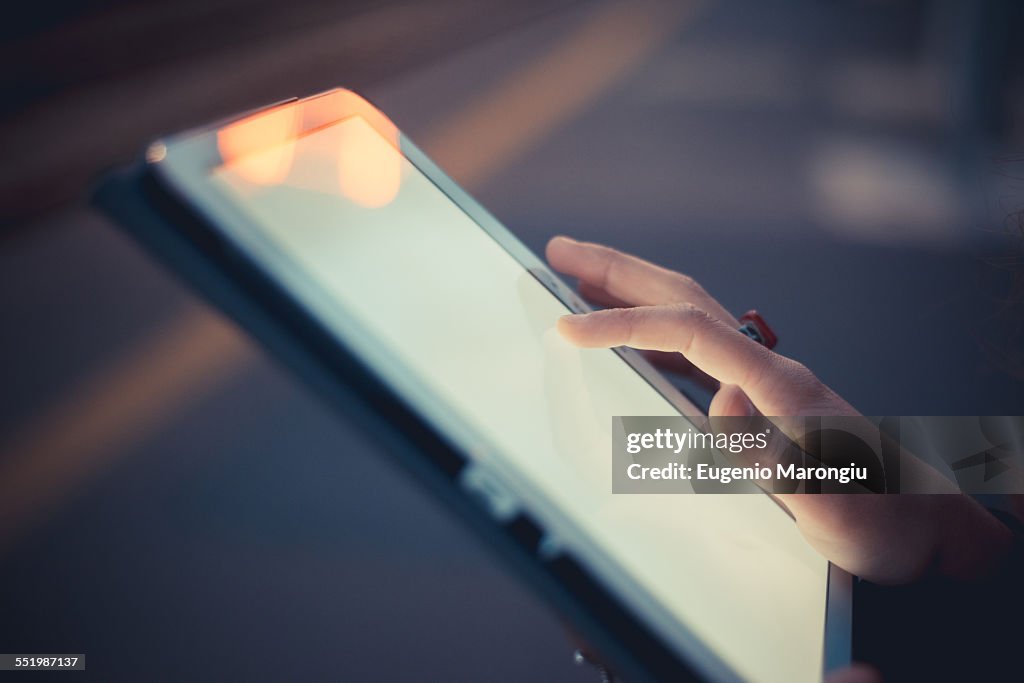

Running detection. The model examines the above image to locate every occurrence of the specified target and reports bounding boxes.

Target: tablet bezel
[136,88,851,682]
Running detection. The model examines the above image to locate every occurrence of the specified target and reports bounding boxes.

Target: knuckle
[620,306,646,324]
[671,303,711,329]
[671,272,700,292]
[595,246,623,288]
[669,301,703,317]
[668,272,707,300]
[590,242,612,259]
[778,358,831,406]
[783,358,813,379]
[668,303,707,353]
[619,306,647,344]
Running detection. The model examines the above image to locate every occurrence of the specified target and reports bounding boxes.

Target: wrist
[936,494,1015,580]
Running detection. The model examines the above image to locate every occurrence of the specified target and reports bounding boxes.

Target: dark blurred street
[1,0,1023,680]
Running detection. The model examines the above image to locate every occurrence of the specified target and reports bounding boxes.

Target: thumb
[709,384,755,418]
[706,384,778,474]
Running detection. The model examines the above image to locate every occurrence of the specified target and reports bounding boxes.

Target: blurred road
[1,0,1022,680]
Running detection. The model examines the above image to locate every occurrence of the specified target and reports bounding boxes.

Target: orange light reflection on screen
[336,117,402,208]
[216,92,403,207]
[216,106,300,186]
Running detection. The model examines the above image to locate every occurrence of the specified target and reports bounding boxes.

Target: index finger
[546,236,722,312]
[558,304,806,414]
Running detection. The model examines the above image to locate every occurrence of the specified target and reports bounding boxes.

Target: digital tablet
[94,88,851,683]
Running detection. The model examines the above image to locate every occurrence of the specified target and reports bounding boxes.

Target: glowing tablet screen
[210,115,829,683]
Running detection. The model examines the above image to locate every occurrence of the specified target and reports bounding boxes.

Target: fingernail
[559,313,587,324]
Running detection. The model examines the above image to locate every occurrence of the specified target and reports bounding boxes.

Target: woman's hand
[547,236,1012,584]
